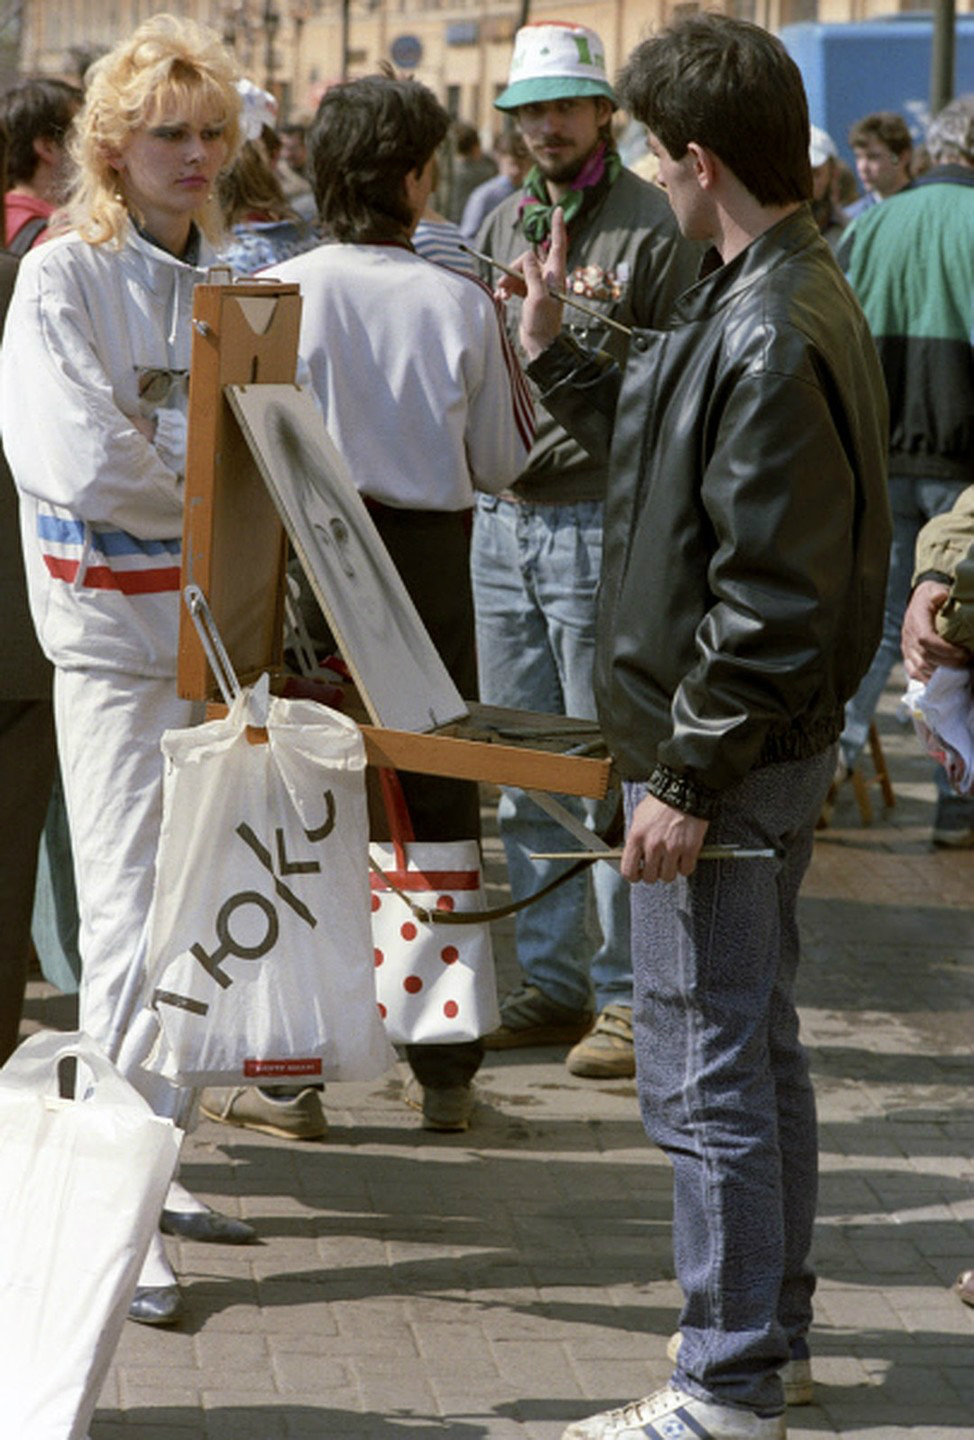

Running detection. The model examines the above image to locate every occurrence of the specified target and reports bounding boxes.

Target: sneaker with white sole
[666,1331,812,1406]
[199,1085,327,1140]
[560,1384,785,1440]
[566,1003,635,1078]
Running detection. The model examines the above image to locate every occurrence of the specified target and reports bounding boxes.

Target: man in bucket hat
[475,22,697,1080]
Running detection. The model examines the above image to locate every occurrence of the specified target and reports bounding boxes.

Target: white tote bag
[130,688,395,1087]
[0,1030,181,1440]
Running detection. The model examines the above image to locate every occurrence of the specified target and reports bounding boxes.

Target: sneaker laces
[604,1389,680,1427]
[589,1004,633,1043]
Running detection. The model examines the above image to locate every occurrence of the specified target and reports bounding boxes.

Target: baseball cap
[494,22,616,112]
[809,124,838,167]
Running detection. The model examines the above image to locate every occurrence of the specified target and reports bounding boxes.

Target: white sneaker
[560,1385,786,1440]
[666,1332,812,1406]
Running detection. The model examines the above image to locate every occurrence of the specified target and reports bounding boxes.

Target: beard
[528,144,591,186]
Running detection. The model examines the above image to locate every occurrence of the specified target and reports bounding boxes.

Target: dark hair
[495,129,528,161]
[453,121,480,157]
[0,77,82,184]
[309,75,449,240]
[617,15,811,207]
[848,111,912,157]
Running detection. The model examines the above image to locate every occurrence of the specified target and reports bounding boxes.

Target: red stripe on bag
[243,1058,323,1078]
[370,869,480,891]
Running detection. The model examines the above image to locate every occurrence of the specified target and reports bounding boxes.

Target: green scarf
[519,142,622,249]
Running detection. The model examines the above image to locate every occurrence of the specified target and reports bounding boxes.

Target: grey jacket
[476,165,699,504]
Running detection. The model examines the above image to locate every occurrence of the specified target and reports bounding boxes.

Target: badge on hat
[494,22,616,112]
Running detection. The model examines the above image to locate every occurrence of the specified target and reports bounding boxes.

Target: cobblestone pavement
[22,678,974,1438]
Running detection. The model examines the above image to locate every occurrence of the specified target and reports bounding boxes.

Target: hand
[130,412,158,442]
[621,793,710,884]
[518,207,568,361]
[901,579,971,680]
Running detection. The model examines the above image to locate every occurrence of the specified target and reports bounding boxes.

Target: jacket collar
[123,217,216,274]
[673,204,823,323]
[911,162,974,191]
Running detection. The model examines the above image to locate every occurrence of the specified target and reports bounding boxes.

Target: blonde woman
[0,14,253,1325]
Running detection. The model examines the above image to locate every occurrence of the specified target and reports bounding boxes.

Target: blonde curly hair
[66,12,242,248]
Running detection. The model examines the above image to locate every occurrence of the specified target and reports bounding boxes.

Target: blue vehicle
[781,16,974,169]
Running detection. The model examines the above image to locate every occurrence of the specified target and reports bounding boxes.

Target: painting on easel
[226,383,467,735]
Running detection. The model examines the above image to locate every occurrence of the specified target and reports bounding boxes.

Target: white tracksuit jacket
[1,223,217,678]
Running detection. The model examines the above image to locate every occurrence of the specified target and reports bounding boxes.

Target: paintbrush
[530,846,778,862]
[458,241,633,339]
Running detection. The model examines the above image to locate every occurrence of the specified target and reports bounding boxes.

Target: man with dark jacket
[837,98,974,845]
[474,22,698,1080]
[517,16,890,1437]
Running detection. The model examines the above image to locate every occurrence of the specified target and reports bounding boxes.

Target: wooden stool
[849,722,896,825]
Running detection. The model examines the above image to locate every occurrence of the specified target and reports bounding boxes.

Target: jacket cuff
[913,569,953,588]
[525,333,590,388]
[524,329,608,388]
[646,763,719,820]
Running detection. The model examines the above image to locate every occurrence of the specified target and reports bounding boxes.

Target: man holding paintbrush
[516,16,890,1437]
[473,21,697,1081]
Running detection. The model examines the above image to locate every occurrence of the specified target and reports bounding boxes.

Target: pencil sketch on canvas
[227,383,468,733]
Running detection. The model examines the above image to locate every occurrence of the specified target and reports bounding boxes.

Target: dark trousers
[0,699,56,1064]
[367,503,484,1089]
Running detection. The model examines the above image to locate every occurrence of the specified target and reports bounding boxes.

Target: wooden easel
[178,280,612,803]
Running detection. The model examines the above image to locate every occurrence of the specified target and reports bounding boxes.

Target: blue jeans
[626,747,836,1416]
[842,473,974,825]
[471,495,631,1013]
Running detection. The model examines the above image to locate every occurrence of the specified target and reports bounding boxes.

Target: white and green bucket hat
[494,22,616,112]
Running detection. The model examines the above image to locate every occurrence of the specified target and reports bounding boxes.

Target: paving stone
[33,687,974,1437]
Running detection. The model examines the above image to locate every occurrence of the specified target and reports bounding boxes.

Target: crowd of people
[1,8,973,1438]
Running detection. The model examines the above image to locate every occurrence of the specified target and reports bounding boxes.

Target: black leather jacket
[528,207,891,815]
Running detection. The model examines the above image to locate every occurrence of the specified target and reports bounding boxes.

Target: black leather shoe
[128,1284,183,1326]
[160,1206,257,1245]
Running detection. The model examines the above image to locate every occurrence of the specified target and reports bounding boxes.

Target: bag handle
[368,848,599,926]
[369,771,617,927]
[377,767,415,870]
[0,1028,157,1113]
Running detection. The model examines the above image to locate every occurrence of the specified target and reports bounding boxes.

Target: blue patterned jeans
[626,747,836,1416]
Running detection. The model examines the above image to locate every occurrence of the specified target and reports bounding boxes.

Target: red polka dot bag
[369,772,500,1045]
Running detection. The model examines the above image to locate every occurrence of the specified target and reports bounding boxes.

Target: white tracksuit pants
[54,666,197,1120]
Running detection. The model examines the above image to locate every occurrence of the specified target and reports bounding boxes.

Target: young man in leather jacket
[516,15,891,1439]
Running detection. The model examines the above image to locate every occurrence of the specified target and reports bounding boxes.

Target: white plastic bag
[903,668,974,794]
[131,688,395,1086]
[0,1029,181,1440]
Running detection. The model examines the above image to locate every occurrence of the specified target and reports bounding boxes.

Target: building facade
[18,0,974,139]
